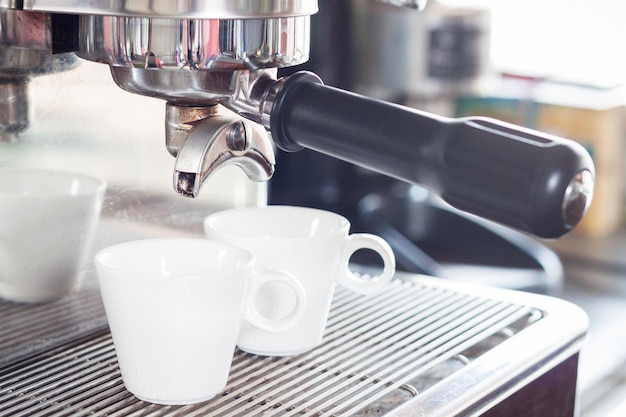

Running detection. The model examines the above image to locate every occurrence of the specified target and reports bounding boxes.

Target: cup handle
[244,268,307,333]
[337,233,396,295]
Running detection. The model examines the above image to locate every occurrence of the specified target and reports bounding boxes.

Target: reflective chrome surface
[74,10,310,192]
[0,51,80,142]
[109,68,237,105]
[0,8,50,50]
[0,9,79,142]
[0,0,313,194]
[563,169,595,229]
[169,104,275,198]
[79,15,310,72]
[0,8,79,74]
[7,0,318,18]
[0,81,28,143]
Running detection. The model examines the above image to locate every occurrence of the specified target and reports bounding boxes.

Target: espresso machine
[0,0,594,238]
[0,1,593,416]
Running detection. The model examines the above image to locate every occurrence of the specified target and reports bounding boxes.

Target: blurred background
[270,1,626,416]
[1,1,625,415]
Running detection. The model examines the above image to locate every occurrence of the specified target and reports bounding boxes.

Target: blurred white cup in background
[0,168,106,303]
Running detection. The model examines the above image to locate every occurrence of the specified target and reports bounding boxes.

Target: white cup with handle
[204,205,396,356]
[94,238,306,405]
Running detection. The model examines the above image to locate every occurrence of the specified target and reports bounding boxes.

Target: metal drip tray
[0,274,587,417]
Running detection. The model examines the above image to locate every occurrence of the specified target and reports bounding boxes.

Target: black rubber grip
[270,72,595,239]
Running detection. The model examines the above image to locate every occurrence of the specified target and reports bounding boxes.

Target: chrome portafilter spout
[165,103,275,198]
[160,69,283,198]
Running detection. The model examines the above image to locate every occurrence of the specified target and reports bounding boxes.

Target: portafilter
[0,1,594,239]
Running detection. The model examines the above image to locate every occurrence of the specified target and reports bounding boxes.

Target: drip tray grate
[0,278,107,368]
[0,275,585,417]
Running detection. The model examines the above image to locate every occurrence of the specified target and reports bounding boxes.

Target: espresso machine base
[0,271,586,417]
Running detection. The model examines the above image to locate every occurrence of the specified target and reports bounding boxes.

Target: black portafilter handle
[269,72,595,239]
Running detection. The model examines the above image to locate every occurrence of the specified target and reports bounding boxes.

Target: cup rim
[204,205,351,240]
[94,238,255,277]
[0,168,107,198]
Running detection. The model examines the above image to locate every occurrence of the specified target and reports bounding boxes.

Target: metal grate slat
[254,301,526,416]
[195,286,466,416]
[0,279,546,417]
[319,305,532,416]
[0,276,107,367]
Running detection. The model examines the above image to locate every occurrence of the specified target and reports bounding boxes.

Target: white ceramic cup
[94,238,306,405]
[0,168,106,303]
[204,205,396,356]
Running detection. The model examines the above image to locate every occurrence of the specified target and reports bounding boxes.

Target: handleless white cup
[94,238,306,405]
[0,168,106,303]
[204,206,396,356]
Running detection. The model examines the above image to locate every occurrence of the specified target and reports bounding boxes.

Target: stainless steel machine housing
[0,2,591,416]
